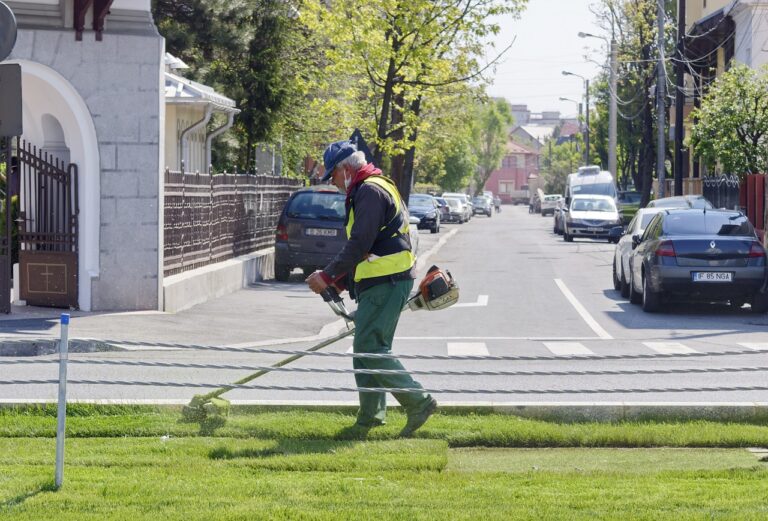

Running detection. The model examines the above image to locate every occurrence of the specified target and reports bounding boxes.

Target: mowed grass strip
[2,405,768,447]
[1,438,767,521]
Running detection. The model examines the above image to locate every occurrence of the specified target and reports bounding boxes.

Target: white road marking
[395,336,602,341]
[553,279,613,340]
[543,342,594,356]
[453,295,489,308]
[643,342,696,354]
[415,228,459,272]
[739,343,768,351]
[447,342,490,356]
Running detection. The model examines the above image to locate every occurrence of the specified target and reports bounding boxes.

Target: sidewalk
[0,227,456,353]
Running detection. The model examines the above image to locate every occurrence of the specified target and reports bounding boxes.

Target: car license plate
[587,227,603,232]
[692,272,733,282]
[305,228,337,237]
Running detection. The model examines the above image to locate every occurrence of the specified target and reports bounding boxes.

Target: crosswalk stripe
[447,342,490,356]
[739,343,768,351]
[543,342,593,356]
[643,342,696,354]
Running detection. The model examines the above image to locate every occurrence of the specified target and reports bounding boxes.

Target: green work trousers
[353,278,431,426]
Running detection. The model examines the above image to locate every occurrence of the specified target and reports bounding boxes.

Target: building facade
[485,141,540,203]
[6,0,164,311]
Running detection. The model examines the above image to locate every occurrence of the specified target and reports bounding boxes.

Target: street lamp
[559,97,581,173]
[579,31,618,183]
[562,70,589,166]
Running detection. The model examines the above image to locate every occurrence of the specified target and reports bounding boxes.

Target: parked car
[617,190,641,224]
[627,209,768,313]
[564,166,617,206]
[434,197,451,222]
[612,208,666,297]
[647,195,713,209]
[443,197,467,223]
[442,193,472,222]
[553,197,567,235]
[472,195,493,217]
[274,185,347,282]
[563,195,623,243]
[540,194,562,216]
[408,193,441,233]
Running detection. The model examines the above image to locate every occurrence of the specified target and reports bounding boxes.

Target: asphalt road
[4,206,768,404]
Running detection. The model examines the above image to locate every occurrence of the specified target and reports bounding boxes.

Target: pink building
[485,141,540,203]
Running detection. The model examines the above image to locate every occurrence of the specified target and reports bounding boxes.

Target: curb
[2,401,768,422]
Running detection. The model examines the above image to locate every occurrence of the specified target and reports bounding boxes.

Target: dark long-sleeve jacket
[321,167,414,296]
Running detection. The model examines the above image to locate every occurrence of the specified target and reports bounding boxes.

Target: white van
[565,166,617,206]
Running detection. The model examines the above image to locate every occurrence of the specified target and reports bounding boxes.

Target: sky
[486,0,606,118]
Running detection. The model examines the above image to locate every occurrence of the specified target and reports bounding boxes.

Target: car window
[627,215,638,233]
[642,215,662,241]
[572,198,615,212]
[286,192,346,221]
[663,212,755,236]
[637,212,659,233]
[409,195,433,205]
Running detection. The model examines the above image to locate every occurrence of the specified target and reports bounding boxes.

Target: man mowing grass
[307,140,437,437]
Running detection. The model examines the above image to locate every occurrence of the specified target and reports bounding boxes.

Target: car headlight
[426,211,437,218]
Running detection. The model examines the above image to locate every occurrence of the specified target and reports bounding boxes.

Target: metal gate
[15,139,79,308]
[0,137,12,313]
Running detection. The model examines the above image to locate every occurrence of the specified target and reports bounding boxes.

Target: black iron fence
[702,174,741,210]
[163,167,303,277]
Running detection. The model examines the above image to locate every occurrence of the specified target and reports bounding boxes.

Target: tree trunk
[401,96,422,202]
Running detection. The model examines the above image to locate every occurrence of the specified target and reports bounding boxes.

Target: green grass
[1,405,767,520]
[2,404,768,448]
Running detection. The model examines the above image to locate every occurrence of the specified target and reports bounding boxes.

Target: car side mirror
[631,234,642,248]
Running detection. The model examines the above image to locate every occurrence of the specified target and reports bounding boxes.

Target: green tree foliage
[472,99,513,195]
[690,64,768,176]
[591,0,675,204]
[153,0,324,174]
[540,138,583,194]
[302,0,527,199]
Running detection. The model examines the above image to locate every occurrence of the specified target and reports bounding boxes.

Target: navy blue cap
[322,140,357,182]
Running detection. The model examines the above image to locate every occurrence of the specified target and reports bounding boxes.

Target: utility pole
[585,79,590,165]
[656,0,666,199]
[673,0,686,196]
[609,36,618,183]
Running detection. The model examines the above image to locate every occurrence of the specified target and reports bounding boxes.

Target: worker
[306,140,437,437]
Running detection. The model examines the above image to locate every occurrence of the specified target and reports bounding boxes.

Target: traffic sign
[0,1,17,62]
[0,63,22,136]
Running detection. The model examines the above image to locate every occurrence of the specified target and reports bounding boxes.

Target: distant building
[485,140,540,203]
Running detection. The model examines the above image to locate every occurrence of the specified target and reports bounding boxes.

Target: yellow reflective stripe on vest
[346,176,415,282]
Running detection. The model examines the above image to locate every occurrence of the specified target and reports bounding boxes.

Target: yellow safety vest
[346,176,416,282]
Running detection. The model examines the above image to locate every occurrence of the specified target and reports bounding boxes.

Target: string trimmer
[181,266,458,428]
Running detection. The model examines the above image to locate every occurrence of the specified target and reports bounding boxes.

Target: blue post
[55,313,70,489]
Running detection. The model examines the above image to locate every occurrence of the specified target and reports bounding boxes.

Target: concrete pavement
[0,228,449,351]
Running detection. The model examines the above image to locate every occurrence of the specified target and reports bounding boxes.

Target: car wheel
[620,267,630,298]
[563,230,573,242]
[431,223,439,234]
[612,261,621,291]
[641,274,661,312]
[275,264,291,282]
[750,292,768,313]
[302,267,315,278]
[629,270,642,305]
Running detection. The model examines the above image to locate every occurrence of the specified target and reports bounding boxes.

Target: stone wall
[10,23,164,310]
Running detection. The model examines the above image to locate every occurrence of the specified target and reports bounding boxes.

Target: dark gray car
[274,186,346,281]
[628,209,768,313]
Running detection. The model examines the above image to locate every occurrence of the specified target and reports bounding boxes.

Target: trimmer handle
[321,286,343,303]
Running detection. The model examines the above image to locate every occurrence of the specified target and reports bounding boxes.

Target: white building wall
[9,7,164,310]
[732,2,768,68]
